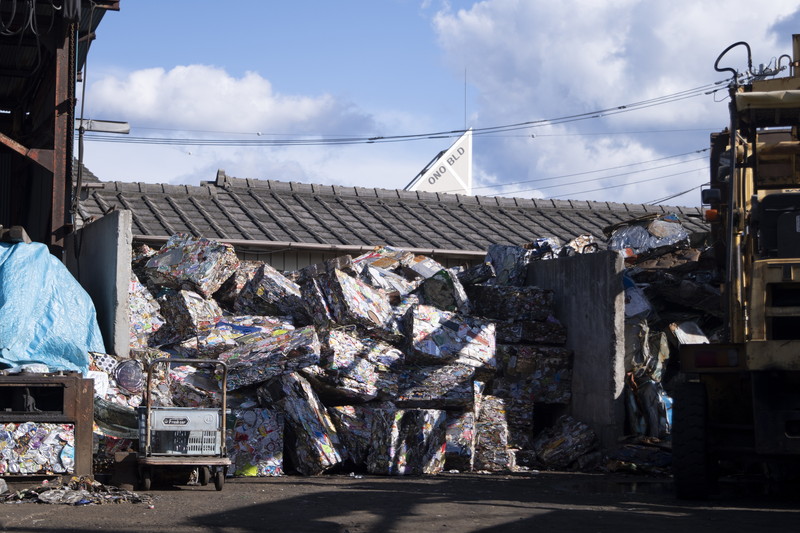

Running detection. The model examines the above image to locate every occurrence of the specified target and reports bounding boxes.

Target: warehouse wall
[527,250,626,450]
[65,210,132,358]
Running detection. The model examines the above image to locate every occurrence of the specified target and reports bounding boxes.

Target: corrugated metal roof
[77,169,709,254]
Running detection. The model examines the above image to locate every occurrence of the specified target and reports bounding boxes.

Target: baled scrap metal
[227,407,284,477]
[301,363,379,403]
[396,363,476,408]
[444,410,477,471]
[490,377,535,449]
[144,233,240,298]
[234,262,308,322]
[421,269,471,314]
[258,372,343,475]
[496,345,572,404]
[465,284,554,321]
[0,422,75,475]
[524,237,561,260]
[353,246,415,272]
[366,408,447,476]
[325,269,394,333]
[607,214,690,258]
[406,305,496,370]
[360,264,419,297]
[494,316,567,345]
[328,404,385,466]
[562,234,599,255]
[156,288,222,338]
[128,272,164,349]
[168,364,221,408]
[473,395,514,472]
[485,244,533,286]
[299,273,337,331]
[213,260,262,311]
[175,316,295,359]
[218,325,320,390]
[323,329,403,400]
[402,255,448,280]
[455,261,496,286]
[532,415,598,469]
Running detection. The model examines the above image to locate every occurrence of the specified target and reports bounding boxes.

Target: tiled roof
[77,170,708,254]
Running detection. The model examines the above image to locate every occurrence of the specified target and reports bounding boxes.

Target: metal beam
[0,131,54,172]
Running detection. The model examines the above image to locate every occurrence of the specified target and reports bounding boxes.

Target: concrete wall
[65,210,132,358]
[527,250,626,450]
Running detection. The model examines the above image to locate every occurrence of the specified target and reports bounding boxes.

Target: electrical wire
[547,167,707,199]
[645,183,707,205]
[80,80,727,148]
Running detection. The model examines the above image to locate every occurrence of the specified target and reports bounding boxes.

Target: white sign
[404,129,472,195]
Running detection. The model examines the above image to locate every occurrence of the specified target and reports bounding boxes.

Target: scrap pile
[91,233,601,477]
[605,214,717,462]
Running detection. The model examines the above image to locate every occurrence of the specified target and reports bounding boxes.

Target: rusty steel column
[50,19,76,256]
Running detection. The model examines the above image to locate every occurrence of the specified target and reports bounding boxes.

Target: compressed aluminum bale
[322,329,403,401]
[301,363,379,403]
[465,284,554,322]
[532,415,598,469]
[444,410,477,471]
[473,395,514,472]
[455,262,496,286]
[128,272,164,349]
[420,269,471,314]
[213,260,262,311]
[401,255,448,280]
[144,233,240,298]
[353,246,416,272]
[491,377,535,449]
[174,316,295,359]
[155,288,222,338]
[485,244,533,286]
[366,408,447,476]
[360,264,419,298]
[0,422,75,475]
[234,263,308,323]
[328,404,389,467]
[495,345,572,404]
[258,372,343,475]
[524,237,561,260]
[299,274,337,331]
[168,364,222,408]
[396,364,477,408]
[494,317,567,345]
[406,305,496,370]
[324,270,394,333]
[227,407,284,477]
[218,325,321,390]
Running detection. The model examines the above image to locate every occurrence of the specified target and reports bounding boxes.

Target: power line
[548,167,707,199]
[81,80,727,148]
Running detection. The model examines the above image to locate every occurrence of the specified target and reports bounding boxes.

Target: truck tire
[673,381,714,499]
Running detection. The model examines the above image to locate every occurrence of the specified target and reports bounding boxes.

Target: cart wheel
[199,466,211,486]
[141,468,152,491]
[214,469,225,491]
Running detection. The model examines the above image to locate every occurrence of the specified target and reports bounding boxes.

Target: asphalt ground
[0,471,799,533]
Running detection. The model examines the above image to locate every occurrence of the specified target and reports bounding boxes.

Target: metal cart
[137,358,230,491]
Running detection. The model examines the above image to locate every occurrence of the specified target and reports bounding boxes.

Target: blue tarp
[0,241,104,374]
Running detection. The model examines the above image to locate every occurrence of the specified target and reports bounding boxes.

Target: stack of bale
[92,233,600,477]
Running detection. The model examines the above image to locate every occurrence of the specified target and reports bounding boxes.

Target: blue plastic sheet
[0,242,104,373]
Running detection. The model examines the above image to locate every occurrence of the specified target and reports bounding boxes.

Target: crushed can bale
[144,233,240,298]
[420,268,471,314]
[485,244,533,286]
[473,395,514,472]
[227,407,284,477]
[494,316,567,345]
[329,404,387,467]
[128,272,164,349]
[396,363,478,408]
[465,284,554,321]
[401,255,448,280]
[174,316,295,359]
[405,305,496,369]
[444,410,478,471]
[366,408,447,475]
[234,262,308,322]
[455,261,496,286]
[218,325,321,390]
[360,264,419,297]
[533,415,599,470]
[257,372,343,475]
[496,345,572,404]
[155,288,222,338]
[0,422,75,475]
[213,260,262,311]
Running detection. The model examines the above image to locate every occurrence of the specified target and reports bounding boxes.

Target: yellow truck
[675,34,800,499]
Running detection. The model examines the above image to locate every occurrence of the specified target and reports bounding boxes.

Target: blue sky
[80,0,800,206]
